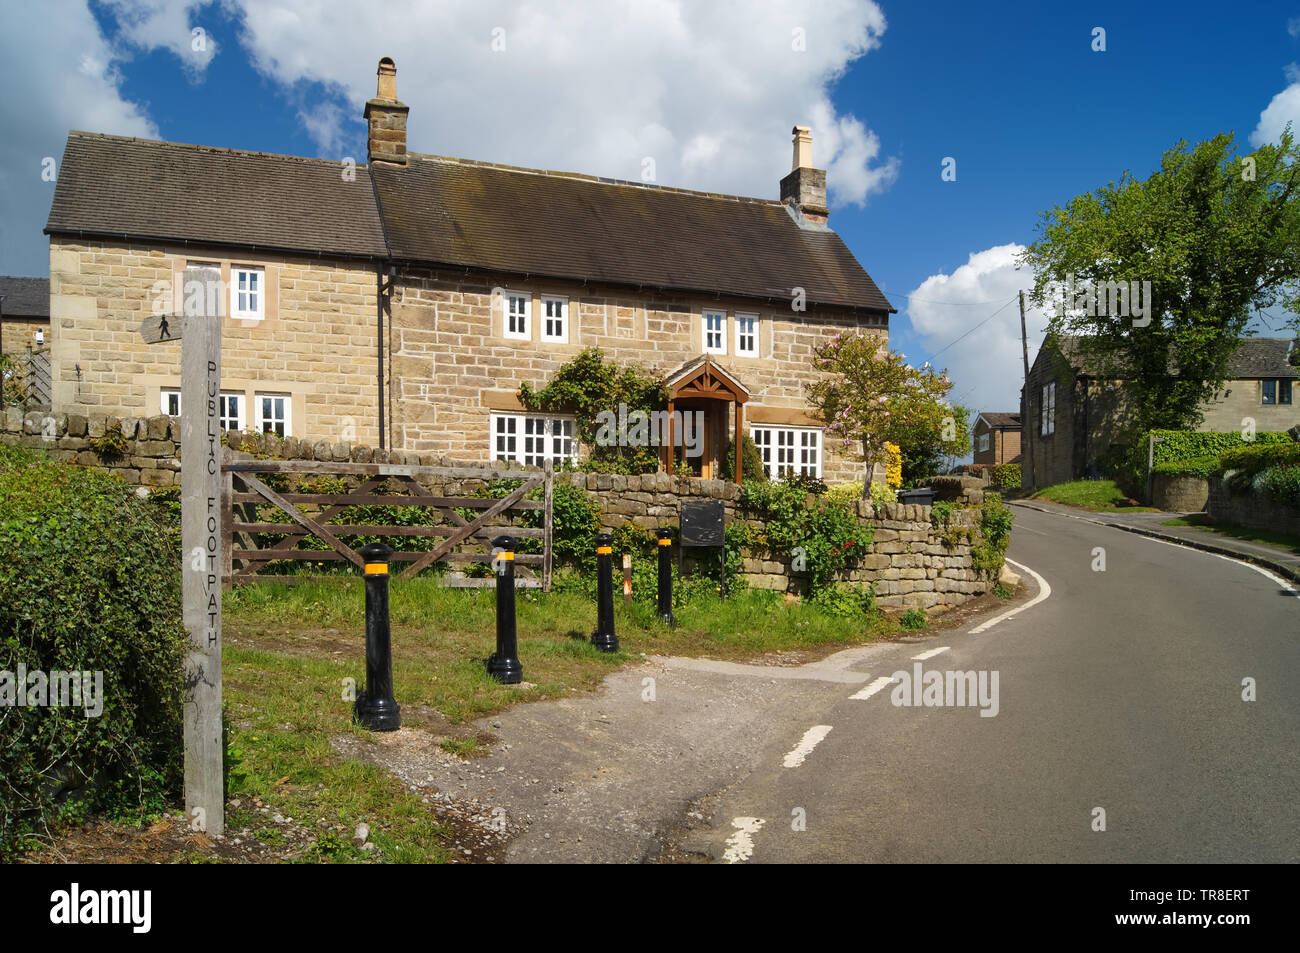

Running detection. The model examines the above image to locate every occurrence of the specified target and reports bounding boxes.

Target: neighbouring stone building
[1022,334,1299,490]
[42,57,894,485]
[0,276,49,355]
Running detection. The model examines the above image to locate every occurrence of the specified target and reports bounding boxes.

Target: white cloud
[1,0,898,276]
[225,0,896,203]
[0,1,157,275]
[101,0,220,79]
[1251,68,1300,147]
[906,244,1055,417]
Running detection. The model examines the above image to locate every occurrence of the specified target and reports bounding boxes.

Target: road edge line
[968,558,1051,634]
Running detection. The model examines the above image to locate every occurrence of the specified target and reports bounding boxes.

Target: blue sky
[2,0,1298,419]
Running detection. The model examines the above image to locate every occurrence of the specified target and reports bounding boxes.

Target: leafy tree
[806,334,966,495]
[518,347,667,473]
[1021,129,1300,433]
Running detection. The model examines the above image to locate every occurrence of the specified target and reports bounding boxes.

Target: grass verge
[1031,479,1158,512]
[206,579,904,863]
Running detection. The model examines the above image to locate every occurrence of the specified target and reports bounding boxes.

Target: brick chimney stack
[364,57,408,167]
[780,125,828,224]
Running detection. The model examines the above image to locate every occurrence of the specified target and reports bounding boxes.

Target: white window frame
[978,432,991,453]
[503,291,531,341]
[749,425,822,479]
[231,266,265,320]
[1040,382,1056,436]
[219,392,245,432]
[162,389,244,431]
[735,313,758,356]
[256,392,291,437]
[490,413,577,468]
[541,295,568,343]
[703,310,727,355]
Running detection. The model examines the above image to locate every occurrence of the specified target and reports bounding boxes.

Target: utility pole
[1019,290,1034,492]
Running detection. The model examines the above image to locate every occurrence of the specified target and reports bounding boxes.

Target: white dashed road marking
[850,675,898,700]
[911,646,950,660]
[782,725,833,768]
[722,816,765,863]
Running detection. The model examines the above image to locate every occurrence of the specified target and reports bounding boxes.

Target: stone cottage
[43,57,895,483]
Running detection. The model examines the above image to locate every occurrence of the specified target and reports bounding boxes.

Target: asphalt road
[680,503,1300,863]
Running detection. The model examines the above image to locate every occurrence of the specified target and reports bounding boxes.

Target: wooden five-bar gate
[221,456,553,589]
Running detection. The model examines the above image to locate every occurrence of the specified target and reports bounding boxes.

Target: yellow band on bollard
[364,563,389,575]
[658,538,672,546]
[596,546,612,555]
[498,552,515,560]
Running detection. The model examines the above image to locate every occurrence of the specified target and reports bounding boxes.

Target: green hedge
[0,460,187,856]
[990,463,1021,489]
[1112,429,1293,493]
[1151,455,1222,479]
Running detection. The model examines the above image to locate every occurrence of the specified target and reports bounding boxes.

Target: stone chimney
[364,57,409,167]
[780,125,828,224]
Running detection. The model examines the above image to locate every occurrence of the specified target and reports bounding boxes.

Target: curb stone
[1009,500,1300,586]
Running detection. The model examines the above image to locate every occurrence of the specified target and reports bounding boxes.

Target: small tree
[807,334,966,495]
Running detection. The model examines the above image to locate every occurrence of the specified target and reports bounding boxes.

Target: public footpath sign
[141,265,224,834]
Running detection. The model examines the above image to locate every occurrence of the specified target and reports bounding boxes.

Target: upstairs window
[504,292,530,340]
[704,310,726,354]
[541,295,568,343]
[1040,382,1056,436]
[978,432,991,453]
[735,313,757,355]
[231,267,264,320]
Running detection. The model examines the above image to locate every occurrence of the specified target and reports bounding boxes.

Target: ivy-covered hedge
[1151,455,1222,479]
[1111,429,1294,493]
[0,458,187,856]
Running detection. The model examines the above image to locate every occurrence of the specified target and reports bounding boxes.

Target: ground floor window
[490,413,577,467]
[161,389,246,432]
[750,425,821,478]
[256,393,290,437]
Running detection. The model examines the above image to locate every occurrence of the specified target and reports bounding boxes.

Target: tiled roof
[977,412,1020,429]
[45,132,389,259]
[1055,334,1299,380]
[45,132,894,313]
[371,155,893,312]
[0,276,49,317]
[1225,337,1298,379]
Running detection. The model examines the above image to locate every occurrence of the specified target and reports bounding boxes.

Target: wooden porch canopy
[664,355,751,483]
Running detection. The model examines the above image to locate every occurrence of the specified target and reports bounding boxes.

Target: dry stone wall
[1,418,989,611]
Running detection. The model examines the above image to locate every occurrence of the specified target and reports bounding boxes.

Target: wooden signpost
[141,265,224,835]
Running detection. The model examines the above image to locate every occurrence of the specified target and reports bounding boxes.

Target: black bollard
[656,528,675,625]
[354,542,401,731]
[591,532,619,653]
[486,535,523,684]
